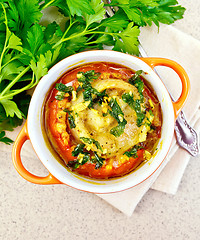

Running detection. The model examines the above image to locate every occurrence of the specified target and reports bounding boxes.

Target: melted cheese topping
[69,79,153,157]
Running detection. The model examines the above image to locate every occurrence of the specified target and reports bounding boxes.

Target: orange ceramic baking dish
[12,50,190,193]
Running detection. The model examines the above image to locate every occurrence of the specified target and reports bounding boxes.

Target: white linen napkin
[96,24,200,216]
[1,24,200,217]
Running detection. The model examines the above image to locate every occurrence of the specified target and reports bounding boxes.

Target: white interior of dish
[27,50,175,193]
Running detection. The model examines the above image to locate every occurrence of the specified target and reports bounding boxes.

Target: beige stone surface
[1,1,200,240]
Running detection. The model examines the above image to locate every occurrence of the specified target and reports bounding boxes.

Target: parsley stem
[0,73,35,101]
[0,45,7,75]
[52,39,63,49]
[53,29,87,48]
[85,40,99,45]
[53,22,115,49]
[62,20,78,39]
[39,0,56,10]
[0,4,8,73]
[61,30,114,46]
[87,24,103,32]
[87,31,114,36]
[0,66,30,97]
[1,54,20,72]
[63,28,87,41]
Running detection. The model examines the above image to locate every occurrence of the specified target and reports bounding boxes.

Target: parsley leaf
[63,109,76,129]
[69,140,105,169]
[0,93,30,133]
[72,143,86,157]
[108,98,127,137]
[91,151,105,169]
[0,131,13,145]
[122,93,145,127]
[6,29,23,52]
[66,0,94,16]
[122,70,145,126]
[70,143,105,169]
[6,0,42,38]
[55,83,73,93]
[44,22,63,46]
[69,143,91,169]
[55,83,73,100]
[77,70,103,106]
[101,8,129,32]
[113,23,140,55]
[30,54,48,82]
[129,70,144,102]
[84,0,105,27]
[142,0,186,27]
[67,152,90,169]
[0,59,25,81]
[80,137,103,152]
[110,123,127,138]
[110,0,185,27]
[67,160,80,169]
[80,137,93,144]
[0,99,23,119]
[130,70,143,81]
[124,145,143,158]
[25,24,51,59]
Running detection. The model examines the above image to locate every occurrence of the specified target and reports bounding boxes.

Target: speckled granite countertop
[1,1,200,239]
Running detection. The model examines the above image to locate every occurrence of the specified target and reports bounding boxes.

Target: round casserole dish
[12,50,190,194]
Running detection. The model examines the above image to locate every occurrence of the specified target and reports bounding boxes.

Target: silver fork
[103,1,199,156]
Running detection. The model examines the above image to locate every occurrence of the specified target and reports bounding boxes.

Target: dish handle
[141,57,190,120]
[12,122,62,184]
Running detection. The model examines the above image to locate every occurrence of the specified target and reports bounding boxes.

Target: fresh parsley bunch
[0,0,185,144]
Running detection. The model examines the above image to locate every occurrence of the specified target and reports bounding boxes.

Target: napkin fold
[1,24,200,217]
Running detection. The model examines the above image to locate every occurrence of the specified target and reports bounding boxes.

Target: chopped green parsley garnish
[67,152,90,169]
[69,142,105,169]
[124,145,143,158]
[122,93,145,127]
[77,70,107,108]
[91,152,105,169]
[108,98,127,137]
[63,109,76,129]
[72,143,86,157]
[80,137,103,152]
[129,70,144,102]
[55,83,73,101]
